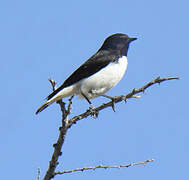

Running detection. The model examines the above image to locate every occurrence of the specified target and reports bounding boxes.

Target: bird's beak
[128,37,137,43]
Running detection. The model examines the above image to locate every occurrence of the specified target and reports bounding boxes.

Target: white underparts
[79,56,128,98]
[47,56,128,104]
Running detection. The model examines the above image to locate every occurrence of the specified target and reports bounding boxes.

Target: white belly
[79,56,128,99]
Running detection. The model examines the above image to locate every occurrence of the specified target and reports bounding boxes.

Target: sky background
[0,0,188,179]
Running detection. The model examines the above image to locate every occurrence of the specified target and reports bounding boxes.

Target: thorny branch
[43,76,179,180]
[54,159,154,175]
[37,168,40,180]
[43,80,74,180]
[67,76,179,128]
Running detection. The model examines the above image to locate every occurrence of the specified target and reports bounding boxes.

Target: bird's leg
[101,94,116,112]
[81,92,98,118]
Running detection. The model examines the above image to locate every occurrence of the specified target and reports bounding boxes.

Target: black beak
[128,37,137,43]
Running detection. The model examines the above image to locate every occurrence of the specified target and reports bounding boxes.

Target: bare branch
[43,101,68,180]
[48,78,57,91]
[66,95,74,115]
[37,168,40,180]
[67,76,179,128]
[43,82,69,180]
[43,76,178,180]
[43,82,75,180]
[54,159,154,175]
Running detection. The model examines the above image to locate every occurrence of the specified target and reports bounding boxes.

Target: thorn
[155,76,160,81]
[53,143,57,148]
[111,100,116,112]
[132,88,136,94]
[155,76,161,85]
[155,76,161,81]
[106,96,116,112]
[101,95,116,111]
[121,95,127,103]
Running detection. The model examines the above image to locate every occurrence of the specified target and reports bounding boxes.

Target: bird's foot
[89,104,98,118]
[101,95,116,112]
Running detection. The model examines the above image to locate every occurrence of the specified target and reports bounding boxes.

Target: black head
[98,33,137,56]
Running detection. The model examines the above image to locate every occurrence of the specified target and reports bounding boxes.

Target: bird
[36,33,137,114]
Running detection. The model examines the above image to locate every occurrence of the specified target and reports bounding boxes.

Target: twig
[43,76,178,180]
[54,159,154,175]
[66,95,74,115]
[37,168,40,180]
[48,78,57,91]
[43,99,68,180]
[67,76,179,128]
[43,80,74,180]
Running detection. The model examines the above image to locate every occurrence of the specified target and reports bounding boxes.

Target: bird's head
[99,33,137,56]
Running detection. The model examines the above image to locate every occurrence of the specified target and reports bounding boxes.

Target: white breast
[80,56,128,98]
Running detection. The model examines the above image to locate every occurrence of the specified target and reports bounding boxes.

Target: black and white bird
[36,33,137,114]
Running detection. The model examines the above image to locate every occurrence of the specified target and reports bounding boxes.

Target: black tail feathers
[35,102,49,115]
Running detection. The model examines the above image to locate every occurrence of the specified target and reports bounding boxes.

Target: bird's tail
[36,92,63,114]
[36,87,69,114]
[35,101,51,115]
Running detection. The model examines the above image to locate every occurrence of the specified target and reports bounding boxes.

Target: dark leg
[101,94,116,112]
[101,94,116,100]
[81,92,98,118]
[81,92,93,107]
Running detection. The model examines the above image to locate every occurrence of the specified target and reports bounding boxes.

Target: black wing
[47,50,119,100]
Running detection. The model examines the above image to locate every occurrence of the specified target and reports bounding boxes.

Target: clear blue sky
[0,0,188,179]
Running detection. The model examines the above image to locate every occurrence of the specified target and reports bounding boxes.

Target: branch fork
[42,76,179,180]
